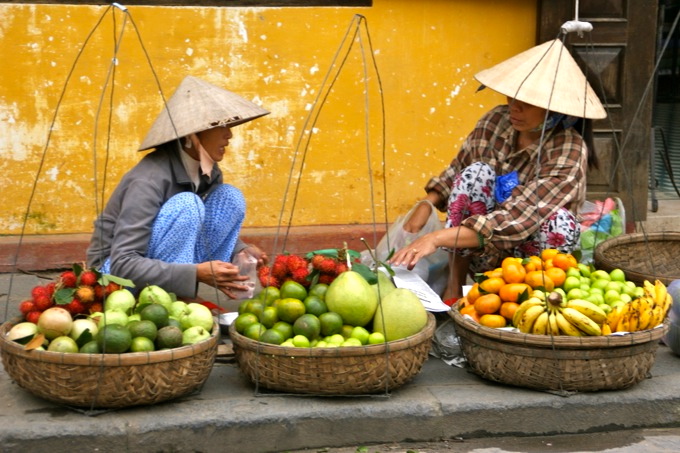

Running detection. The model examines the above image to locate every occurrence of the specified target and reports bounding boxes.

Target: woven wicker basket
[230,312,436,395]
[450,308,668,392]
[0,322,219,408]
[594,232,680,286]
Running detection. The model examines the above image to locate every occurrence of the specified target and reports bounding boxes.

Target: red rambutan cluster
[257,254,312,288]
[19,267,120,321]
[310,254,349,285]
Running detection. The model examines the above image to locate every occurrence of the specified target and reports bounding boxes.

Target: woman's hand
[243,244,269,267]
[403,194,441,233]
[197,260,249,299]
[388,233,440,271]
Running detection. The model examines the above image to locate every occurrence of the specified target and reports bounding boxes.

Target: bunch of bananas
[608,280,672,333]
[512,290,607,336]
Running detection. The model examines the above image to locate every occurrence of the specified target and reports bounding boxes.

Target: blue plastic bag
[495,171,519,204]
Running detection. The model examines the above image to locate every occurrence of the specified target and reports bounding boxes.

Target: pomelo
[325,271,378,327]
[372,288,428,341]
[372,271,396,300]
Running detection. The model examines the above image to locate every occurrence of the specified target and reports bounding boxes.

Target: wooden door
[539,0,658,223]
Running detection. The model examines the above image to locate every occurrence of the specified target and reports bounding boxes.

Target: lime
[350,326,370,345]
[308,283,329,301]
[293,314,321,340]
[140,303,170,329]
[130,336,155,352]
[238,299,254,314]
[276,298,306,324]
[368,332,386,345]
[234,312,259,334]
[244,322,266,341]
[259,329,285,345]
[244,300,265,318]
[341,324,354,339]
[97,324,132,353]
[280,280,307,301]
[292,334,310,347]
[271,321,294,341]
[156,326,183,349]
[326,334,345,345]
[167,317,181,328]
[258,286,281,305]
[319,312,344,337]
[127,320,158,342]
[303,295,328,317]
[79,340,101,354]
[341,338,363,347]
[259,306,279,329]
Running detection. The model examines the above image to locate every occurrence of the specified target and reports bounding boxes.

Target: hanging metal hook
[560,0,593,37]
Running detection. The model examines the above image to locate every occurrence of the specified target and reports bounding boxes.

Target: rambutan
[19,300,35,315]
[45,282,57,298]
[335,263,349,274]
[94,285,105,302]
[66,299,86,315]
[291,267,311,286]
[89,302,103,314]
[34,294,53,311]
[60,271,78,288]
[31,285,49,301]
[75,286,95,304]
[271,261,289,280]
[310,255,326,270]
[318,258,338,275]
[317,273,335,285]
[26,311,42,324]
[287,255,308,272]
[79,270,98,287]
[105,282,122,296]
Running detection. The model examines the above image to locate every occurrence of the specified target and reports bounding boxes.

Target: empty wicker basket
[450,307,667,392]
[0,322,219,409]
[230,312,436,395]
[594,232,680,286]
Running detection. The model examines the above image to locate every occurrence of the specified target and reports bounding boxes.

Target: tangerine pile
[458,249,578,328]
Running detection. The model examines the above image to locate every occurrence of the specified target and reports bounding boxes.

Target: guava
[138,285,173,311]
[104,289,136,314]
[179,303,214,332]
[372,288,428,341]
[325,271,378,327]
[182,325,211,345]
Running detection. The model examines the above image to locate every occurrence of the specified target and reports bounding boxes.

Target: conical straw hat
[474,39,606,119]
[139,76,270,150]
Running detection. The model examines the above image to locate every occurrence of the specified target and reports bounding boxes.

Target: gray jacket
[87,142,245,297]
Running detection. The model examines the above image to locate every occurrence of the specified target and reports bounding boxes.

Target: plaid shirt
[425,105,587,253]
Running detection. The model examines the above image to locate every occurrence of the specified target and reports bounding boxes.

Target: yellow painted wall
[0,0,537,235]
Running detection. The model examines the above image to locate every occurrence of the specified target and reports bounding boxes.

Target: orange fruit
[460,304,479,321]
[474,293,502,315]
[540,248,560,262]
[499,283,532,303]
[545,267,567,288]
[499,302,520,321]
[524,270,555,291]
[466,283,481,304]
[479,277,506,294]
[523,255,543,272]
[552,253,578,271]
[479,313,507,328]
[483,268,504,279]
[501,257,527,284]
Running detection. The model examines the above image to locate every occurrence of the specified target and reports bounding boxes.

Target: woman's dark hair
[574,118,598,170]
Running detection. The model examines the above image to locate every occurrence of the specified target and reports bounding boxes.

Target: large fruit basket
[594,232,680,287]
[230,312,436,395]
[450,307,668,392]
[0,321,220,409]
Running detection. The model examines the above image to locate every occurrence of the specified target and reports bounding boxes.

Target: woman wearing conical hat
[390,39,606,301]
[87,76,270,299]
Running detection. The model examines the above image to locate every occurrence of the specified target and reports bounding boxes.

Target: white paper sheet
[391,266,451,312]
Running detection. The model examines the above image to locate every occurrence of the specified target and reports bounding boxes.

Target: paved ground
[2,271,680,453]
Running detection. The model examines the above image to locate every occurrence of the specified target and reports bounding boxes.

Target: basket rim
[594,231,680,255]
[230,311,436,357]
[0,321,220,366]
[449,306,668,349]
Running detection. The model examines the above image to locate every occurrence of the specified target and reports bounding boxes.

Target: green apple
[179,303,214,332]
[577,263,592,278]
[181,325,211,345]
[566,267,581,278]
[604,289,621,305]
[591,278,611,291]
[563,276,581,292]
[599,304,613,314]
[620,293,633,304]
[589,287,604,296]
[609,268,626,282]
[567,288,585,300]
[605,281,623,293]
[591,270,612,281]
[586,293,604,306]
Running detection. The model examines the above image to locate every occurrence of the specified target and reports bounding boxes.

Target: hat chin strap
[188,133,216,177]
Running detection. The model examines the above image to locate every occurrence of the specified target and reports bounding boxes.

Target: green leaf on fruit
[75,329,94,348]
[101,273,136,288]
[72,262,84,276]
[12,333,36,345]
[351,263,378,284]
[518,288,530,304]
[55,287,76,305]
